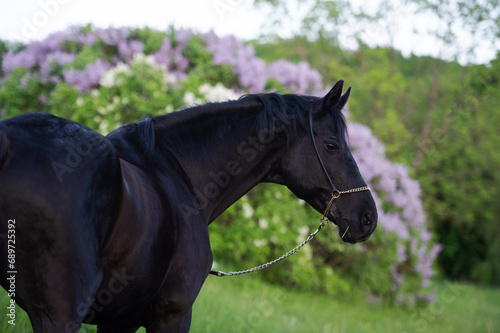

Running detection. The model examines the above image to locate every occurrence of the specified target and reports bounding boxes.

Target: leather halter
[308,109,369,199]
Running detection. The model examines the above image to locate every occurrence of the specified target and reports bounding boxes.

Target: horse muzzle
[336,210,377,244]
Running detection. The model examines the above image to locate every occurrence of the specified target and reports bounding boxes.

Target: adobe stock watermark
[59,268,135,333]
[9,0,74,42]
[246,287,285,329]
[212,0,244,20]
[406,280,466,333]
[408,97,474,168]
[5,219,17,326]
[51,134,107,183]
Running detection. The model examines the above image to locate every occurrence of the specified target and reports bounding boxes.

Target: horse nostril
[363,212,372,225]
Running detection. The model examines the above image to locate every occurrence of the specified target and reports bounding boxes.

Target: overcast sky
[0,0,264,40]
[0,0,496,64]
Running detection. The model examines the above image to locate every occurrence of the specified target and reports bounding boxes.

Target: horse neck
[160,99,286,223]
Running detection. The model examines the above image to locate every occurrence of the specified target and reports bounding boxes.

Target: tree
[408,0,500,63]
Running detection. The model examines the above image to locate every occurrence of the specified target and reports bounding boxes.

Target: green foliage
[417,64,500,283]
[183,36,239,88]
[73,44,104,70]
[132,27,165,54]
[49,53,225,134]
[0,68,45,116]
[0,40,25,78]
[0,40,8,78]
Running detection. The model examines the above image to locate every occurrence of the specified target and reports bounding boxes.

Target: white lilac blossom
[199,83,240,102]
[183,91,202,106]
[99,62,132,87]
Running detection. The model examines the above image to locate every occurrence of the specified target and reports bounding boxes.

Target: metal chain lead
[210,186,370,277]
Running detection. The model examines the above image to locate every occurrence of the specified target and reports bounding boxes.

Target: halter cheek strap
[308,110,338,195]
[308,110,370,199]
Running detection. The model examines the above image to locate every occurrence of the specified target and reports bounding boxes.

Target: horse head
[277,80,377,243]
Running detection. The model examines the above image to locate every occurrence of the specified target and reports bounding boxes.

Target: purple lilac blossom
[169,28,191,74]
[40,52,76,83]
[76,33,96,46]
[2,30,79,76]
[19,73,30,90]
[175,28,193,47]
[204,32,324,94]
[95,27,130,46]
[117,39,144,63]
[153,34,189,77]
[153,37,172,67]
[63,59,111,92]
[38,94,47,105]
[2,45,40,74]
[267,60,323,95]
[204,32,267,93]
[41,30,74,51]
[170,45,189,73]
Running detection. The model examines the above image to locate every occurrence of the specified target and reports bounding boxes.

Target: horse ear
[337,87,351,111]
[322,80,344,110]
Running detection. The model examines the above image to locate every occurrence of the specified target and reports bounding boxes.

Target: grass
[192,277,500,333]
[1,277,499,332]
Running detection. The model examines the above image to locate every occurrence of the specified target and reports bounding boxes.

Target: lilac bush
[153,33,190,75]
[204,32,324,94]
[0,25,440,306]
[205,33,268,92]
[267,60,324,95]
[348,122,442,305]
[63,59,112,93]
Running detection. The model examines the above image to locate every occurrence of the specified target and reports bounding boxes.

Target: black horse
[0,80,376,332]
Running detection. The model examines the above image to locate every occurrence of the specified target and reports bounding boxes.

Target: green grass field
[1,277,499,332]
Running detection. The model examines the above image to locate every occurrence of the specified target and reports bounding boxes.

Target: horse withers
[0,80,377,332]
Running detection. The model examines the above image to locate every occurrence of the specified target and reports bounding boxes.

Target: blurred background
[0,0,499,332]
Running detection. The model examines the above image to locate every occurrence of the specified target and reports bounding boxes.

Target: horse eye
[325,141,340,152]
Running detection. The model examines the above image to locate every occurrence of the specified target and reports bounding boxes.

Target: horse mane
[249,93,311,143]
[134,92,348,157]
[136,117,156,159]
[249,92,348,148]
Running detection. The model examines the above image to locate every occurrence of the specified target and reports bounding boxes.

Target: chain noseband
[210,110,370,277]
